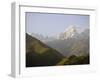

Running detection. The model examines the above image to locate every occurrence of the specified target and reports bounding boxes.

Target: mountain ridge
[26,33,65,67]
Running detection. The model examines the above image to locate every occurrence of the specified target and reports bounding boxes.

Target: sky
[26,12,89,36]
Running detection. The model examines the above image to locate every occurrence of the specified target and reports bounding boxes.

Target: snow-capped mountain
[57,25,79,40]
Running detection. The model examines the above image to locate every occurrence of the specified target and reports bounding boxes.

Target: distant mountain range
[30,25,88,41]
[28,25,89,56]
[31,33,56,42]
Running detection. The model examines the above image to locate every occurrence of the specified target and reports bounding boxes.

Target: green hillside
[26,33,65,67]
[64,54,89,65]
[56,54,89,66]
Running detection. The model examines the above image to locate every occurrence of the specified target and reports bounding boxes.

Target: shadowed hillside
[26,33,64,67]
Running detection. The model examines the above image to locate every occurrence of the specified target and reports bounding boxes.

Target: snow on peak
[57,25,78,39]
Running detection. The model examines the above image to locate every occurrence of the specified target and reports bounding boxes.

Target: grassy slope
[26,33,65,67]
[56,55,89,65]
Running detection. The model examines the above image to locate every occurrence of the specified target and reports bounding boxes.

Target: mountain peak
[64,25,77,32]
[58,25,78,40]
